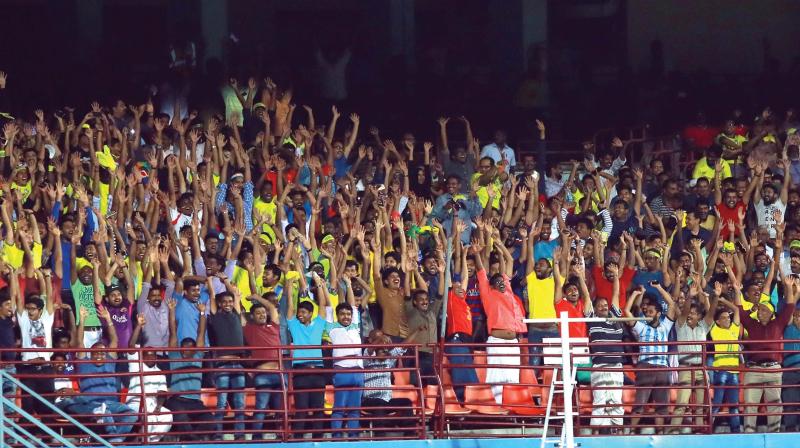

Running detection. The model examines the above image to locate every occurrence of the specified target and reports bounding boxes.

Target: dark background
[1,0,799,145]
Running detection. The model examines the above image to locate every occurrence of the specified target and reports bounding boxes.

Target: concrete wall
[627,0,800,74]
[148,433,799,448]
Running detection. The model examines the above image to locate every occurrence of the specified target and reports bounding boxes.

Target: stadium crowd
[0,66,799,442]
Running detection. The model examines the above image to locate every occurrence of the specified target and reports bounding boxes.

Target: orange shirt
[476,269,527,334]
[554,298,587,338]
[446,290,473,337]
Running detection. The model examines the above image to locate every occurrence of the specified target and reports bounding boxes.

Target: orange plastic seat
[201,388,218,408]
[392,386,420,405]
[464,384,508,415]
[425,385,471,415]
[502,385,545,416]
[244,388,256,416]
[393,370,411,386]
[201,388,232,417]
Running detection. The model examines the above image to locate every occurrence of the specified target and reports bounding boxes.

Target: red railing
[1,338,799,444]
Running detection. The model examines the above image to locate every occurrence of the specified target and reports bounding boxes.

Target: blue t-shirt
[334,156,352,179]
[287,316,326,366]
[784,325,800,368]
[168,351,204,400]
[174,292,210,346]
[77,359,118,401]
[534,239,559,261]
[632,270,664,301]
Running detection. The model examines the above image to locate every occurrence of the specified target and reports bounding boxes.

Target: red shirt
[21,275,64,329]
[554,298,587,338]
[243,322,281,363]
[446,290,473,337]
[592,265,635,310]
[264,169,298,195]
[717,200,745,240]
[477,270,527,334]
[683,125,720,150]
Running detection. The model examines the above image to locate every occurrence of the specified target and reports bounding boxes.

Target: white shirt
[329,306,363,368]
[18,309,54,361]
[169,208,204,238]
[754,198,786,239]
[127,351,169,410]
[480,143,516,172]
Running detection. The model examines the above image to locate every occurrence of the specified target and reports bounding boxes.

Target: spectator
[206,284,246,440]
[0,290,15,398]
[164,296,212,441]
[243,300,283,439]
[328,301,363,438]
[710,286,743,433]
[12,269,56,418]
[445,234,479,403]
[623,283,677,435]
[670,274,717,434]
[524,224,561,367]
[127,314,172,442]
[405,281,442,386]
[782,306,800,432]
[480,130,516,173]
[286,272,328,438]
[737,275,798,433]
[361,329,419,436]
[60,307,136,443]
[586,266,624,434]
[473,243,527,404]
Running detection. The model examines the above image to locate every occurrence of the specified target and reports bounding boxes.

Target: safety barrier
[1,338,799,444]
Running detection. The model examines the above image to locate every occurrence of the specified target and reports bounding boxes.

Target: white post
[559,311,574,448]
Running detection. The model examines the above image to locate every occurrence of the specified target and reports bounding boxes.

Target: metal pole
[559,311,575,448]
[1,372,4,444]
[439,221,455,340]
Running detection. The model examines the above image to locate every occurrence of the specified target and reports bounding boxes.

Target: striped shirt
[587,306,625,364]
[632,318,674,367]
[466,277,486,322]
[363,347,405,402]
[675,319,710,365]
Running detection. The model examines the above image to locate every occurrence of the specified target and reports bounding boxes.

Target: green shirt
[71,280,104,327]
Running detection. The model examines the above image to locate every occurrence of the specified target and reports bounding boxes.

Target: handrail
[2,338,800,443]
[0,369,112,447]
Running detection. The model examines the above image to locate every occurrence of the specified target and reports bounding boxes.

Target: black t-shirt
[208,311,244,358]
[610,215,639,245]
[0,317,17,362]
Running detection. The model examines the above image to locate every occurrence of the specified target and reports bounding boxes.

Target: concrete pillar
[75,0,103,63]
[521,0,548,71]
[389,0,415,70]
[201,0,229,63]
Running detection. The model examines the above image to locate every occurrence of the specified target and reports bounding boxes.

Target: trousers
[670,367,707,429]
[163,396,213,441]
[252,372,283,436]
[213,365,246,438]
[331,370,364,437]
[743,365,782,432]
[711,370,741,432]
[590,363,624,427]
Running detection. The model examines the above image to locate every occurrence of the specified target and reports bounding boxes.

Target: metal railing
[1,338,799,444]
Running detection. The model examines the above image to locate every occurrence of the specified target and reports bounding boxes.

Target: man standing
[623,283,677,434]
[737,277,798,433]
[481,130,516,173]
[473,243,527,403]
[782,306,800,432]
[13,270,56,417]
[670,282,718,434]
